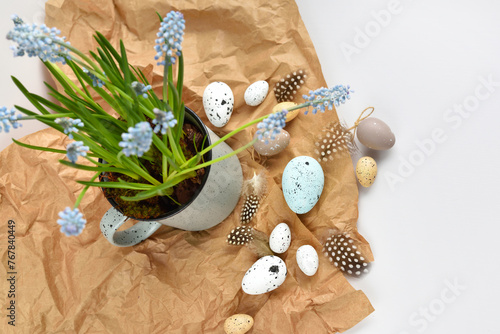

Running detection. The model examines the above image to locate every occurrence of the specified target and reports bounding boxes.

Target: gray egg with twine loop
[356,117,395,150]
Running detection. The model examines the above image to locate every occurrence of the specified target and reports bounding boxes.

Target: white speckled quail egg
[296,245,319,276]
[244,80,269,106]
[269,223,291,253]
[203,82,234,127]
[241,255,287,295]
[282,156,324,214]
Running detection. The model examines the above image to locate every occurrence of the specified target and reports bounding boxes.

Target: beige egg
[272,101,299,122]
[224,314,254,334]
[356,156,377,187]
[253,129,290,156]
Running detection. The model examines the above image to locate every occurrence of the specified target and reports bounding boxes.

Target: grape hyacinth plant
[7,15,70,64]
[131,81,152,98]
[0,106,22,133]
[256,109,288,142]
[57,207,87,236]
[303,85,352,115]
[4,11,353,236]
[152,109,177,135]
[154,11,185,66]
[55,117,83,139]
[82,67,105,88]
[66,141,89,163]
[118,122,154,158]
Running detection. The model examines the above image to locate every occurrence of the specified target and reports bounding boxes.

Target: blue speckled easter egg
[282,156,324,214]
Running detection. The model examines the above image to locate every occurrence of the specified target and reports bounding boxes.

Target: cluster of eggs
[209,82,397,333]
[355,117,396,188]
[203,81,296,157]
[241,222,319,296]
[203,80,270,127]
[205,81,397,333]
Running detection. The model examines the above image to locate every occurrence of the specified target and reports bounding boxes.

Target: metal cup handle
[100,207,162,247]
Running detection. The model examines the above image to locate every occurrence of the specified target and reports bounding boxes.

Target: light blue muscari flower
[0,106,22,133]
[119,122,153,157]
[256,109,288,143]
[302,85,352,115]
[131,81,152,98]
[82,67,105,88]
[152,108,177,135]
[154,11,185,66]
[66,141,89,163]
[6,16,70,64]
[11,14,24,26]
[55,117,84,139]
[57,207,86,236]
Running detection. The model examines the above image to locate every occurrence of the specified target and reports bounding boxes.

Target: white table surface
[1,1,499,333]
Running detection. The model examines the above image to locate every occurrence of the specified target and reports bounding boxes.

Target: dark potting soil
[101,123,206,219]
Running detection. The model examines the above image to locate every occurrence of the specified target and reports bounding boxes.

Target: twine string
[347,107,375,136]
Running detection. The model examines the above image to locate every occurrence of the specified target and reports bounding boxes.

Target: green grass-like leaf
[58,160,139,179]
[11,76,50,115]
[177,53,184,103]
[13,139,67,154]
[94,31,122,65]
[156,12,163,22]
[78,180,154,190]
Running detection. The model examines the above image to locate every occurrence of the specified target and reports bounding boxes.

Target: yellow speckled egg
[356,157,377,188]
[224,314,254,334]
[273,101,299,122]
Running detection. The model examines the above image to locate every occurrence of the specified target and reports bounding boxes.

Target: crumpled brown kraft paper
[0,0,374,332]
